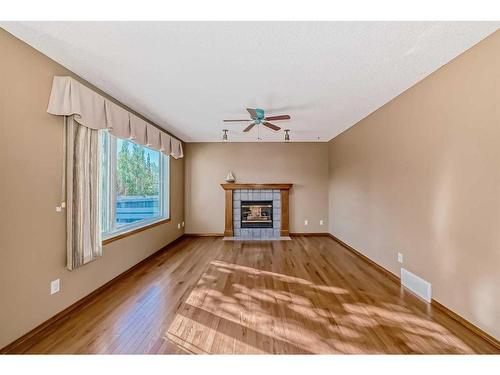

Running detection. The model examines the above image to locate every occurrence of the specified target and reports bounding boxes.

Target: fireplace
[241,200,273,228]
[221,183,292,238]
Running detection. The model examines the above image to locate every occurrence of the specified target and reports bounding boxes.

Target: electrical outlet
[320,220,324,226]
[398,252,404,264]
[55,206,62,212]
[182,221,185,228]
[177,223,181,229]
[50,279,60,295]
[304,220,308,226]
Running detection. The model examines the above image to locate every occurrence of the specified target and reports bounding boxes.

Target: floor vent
[401,268,432,302]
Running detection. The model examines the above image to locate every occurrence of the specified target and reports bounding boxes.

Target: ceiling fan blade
[243,122,256,132]
[264,115,291,121]
[223,119,252,122]
[246,108,258,120]
[262,122,281,131]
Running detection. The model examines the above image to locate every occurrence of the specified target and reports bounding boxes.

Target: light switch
[50,279,60,295]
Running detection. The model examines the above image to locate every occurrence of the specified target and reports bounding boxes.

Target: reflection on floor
[166,259,478,354]
[5,236,498,354]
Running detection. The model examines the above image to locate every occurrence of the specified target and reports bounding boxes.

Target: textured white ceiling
[2,22,498,142]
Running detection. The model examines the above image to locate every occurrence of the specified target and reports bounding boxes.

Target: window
[100,131,169,239]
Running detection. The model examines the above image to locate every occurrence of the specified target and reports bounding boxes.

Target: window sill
[102,218,171,245]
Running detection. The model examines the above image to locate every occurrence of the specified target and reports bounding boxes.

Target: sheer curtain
[66,116,102,270]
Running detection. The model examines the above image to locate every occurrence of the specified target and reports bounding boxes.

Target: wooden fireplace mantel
[221,183,293,237]
[221,183,292,190]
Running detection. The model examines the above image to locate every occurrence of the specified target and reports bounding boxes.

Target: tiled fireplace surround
[233,189,281,238]
[221,183,292,239]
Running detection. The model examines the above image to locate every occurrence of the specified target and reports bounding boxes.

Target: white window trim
[101,131,170,241]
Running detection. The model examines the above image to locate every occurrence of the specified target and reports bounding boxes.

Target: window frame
[100,131,170,244]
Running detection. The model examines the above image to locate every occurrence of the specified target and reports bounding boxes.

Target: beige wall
[0,30,185,348]
[328,31,500,339]
[185,142,329,234]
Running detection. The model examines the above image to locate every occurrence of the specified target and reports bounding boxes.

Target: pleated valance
[47,76,183,159]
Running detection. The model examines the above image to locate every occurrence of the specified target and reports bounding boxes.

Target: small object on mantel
[225,171,236,183]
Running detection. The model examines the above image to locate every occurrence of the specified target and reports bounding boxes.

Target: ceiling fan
[223,108,291,133]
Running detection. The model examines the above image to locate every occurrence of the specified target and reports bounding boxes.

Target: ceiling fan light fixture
[223,108,291,140]
[222,129,228,142]
[284,129,290,142]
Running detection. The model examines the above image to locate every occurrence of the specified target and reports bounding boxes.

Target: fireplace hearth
[241,200,273,228]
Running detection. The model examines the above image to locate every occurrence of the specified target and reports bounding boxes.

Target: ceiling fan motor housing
[254,108,265,123]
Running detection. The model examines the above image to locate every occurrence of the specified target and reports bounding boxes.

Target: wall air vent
[401,268,432,302]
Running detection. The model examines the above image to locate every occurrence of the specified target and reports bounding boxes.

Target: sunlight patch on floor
[163,259,476,354]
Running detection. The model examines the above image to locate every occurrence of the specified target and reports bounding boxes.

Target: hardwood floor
[4,236,498,354]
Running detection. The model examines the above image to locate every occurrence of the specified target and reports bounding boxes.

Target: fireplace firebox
[241,200,273,228]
